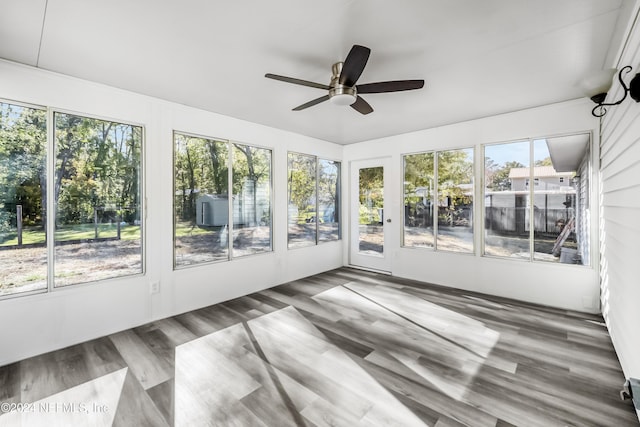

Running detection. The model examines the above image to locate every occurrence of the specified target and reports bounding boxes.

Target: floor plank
[0,267,637,426]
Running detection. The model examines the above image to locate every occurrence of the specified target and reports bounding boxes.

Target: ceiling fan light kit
[265,44,424,115]
[329,89,357,106]
[329,62,357,106]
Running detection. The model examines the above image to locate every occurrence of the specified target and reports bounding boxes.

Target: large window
[318,159,340,242]
[173,132,272,267]
[54,113,143,286]
[287,153,340,248]
[403,152,435,248]
[0,102,47,296]
[0,101,144,297]
[232,144,272,256]
[483,134,590,265]
[403,148,474,253]
[484,141,530,258]
[437,148,474,253]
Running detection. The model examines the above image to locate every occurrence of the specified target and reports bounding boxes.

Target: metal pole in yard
[17,204,23,247]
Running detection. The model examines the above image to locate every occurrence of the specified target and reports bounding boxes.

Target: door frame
[349,157,394,273]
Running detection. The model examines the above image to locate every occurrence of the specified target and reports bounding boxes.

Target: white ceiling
[0,0,635,144]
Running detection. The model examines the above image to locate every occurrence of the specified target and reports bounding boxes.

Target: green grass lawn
[54,223,140,241]
[175,221,217,237]
[0,223,141,246]
[1,221,235,246]
[0,228,46,245]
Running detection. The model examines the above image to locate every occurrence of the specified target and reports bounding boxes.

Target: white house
[508,166,575,192]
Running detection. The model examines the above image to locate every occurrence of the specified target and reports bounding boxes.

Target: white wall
[344,99,601,313]
[0,53,630,373]
[599,4,640,383]
[0,59,344,366]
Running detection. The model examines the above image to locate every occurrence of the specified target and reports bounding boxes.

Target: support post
[94,207,98,239]
[117,212,121,240]
[17,205,23,247]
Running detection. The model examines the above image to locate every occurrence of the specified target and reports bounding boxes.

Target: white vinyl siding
[599,11,640,383]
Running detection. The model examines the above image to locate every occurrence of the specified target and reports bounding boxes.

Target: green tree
[437,149,473,206]
[288,153,316,214]
[55,114,141,226]
[535,157,553,166]
[207,140,227,195]
[174,135,230,224]
[489,160,525,191]
[318,160,339,222]
[358,166,383,224]
[174,135,196,221]
[0,103,46,235]
[404,152,434,206]
[234,144,270,225]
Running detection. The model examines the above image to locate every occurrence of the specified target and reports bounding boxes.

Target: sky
[484,139,550,167]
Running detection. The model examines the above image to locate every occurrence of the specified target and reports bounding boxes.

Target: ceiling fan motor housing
[329,62,357,105]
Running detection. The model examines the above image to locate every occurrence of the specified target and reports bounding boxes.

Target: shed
[196,195,231,227]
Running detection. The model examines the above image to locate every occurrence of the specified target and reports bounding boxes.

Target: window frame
[51,108,146,288]
[480,132,592,267]
[402,146,475,254]
[0,99,147,300]
[231,140,274,258]
[172,130,274,270]
[317,157,341,243]
[402,150,436,249]
[0,98,49,300]
[287,151,341,249]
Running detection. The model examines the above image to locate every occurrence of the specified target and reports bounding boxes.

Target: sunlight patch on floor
[174,306,427,427]
[0,367,126,427]
[314,282,500,401]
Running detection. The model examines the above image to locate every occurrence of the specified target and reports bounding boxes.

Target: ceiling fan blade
[265,73,330,90]
[350,96,373,115]
[293,95,330,111]
[357,80,425,94]
[339,45,371,87]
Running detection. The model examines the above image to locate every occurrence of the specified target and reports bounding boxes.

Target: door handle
[386,218,391,223]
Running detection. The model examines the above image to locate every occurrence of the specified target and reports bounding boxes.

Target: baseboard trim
[346,264,392,275]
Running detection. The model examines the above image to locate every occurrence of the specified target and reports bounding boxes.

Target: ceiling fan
[265,44,424,115]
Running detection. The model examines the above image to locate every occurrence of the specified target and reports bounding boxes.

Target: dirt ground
[403,225,568,261]
[1,224,572,297]
[0,240,142,295]
[175,225,273,266]
[2,225,279,295]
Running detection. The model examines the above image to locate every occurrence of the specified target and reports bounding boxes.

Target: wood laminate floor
[0,268,637,426]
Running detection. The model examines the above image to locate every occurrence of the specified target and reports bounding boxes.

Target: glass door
[350,158,392,272]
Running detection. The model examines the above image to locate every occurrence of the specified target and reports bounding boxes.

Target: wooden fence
[485,207,574,236]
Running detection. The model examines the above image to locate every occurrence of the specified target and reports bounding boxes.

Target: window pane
[232,144,272,257]
[54,113,142,286]
[533,137,589,265]
[359,166,384,255]
[287,153,316,248]
[484,141,530,258]
[174,133,229,267]
[0,102,47,296]
[403,152,434,248]
[318,159,340,242]
[437,148,474,253]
